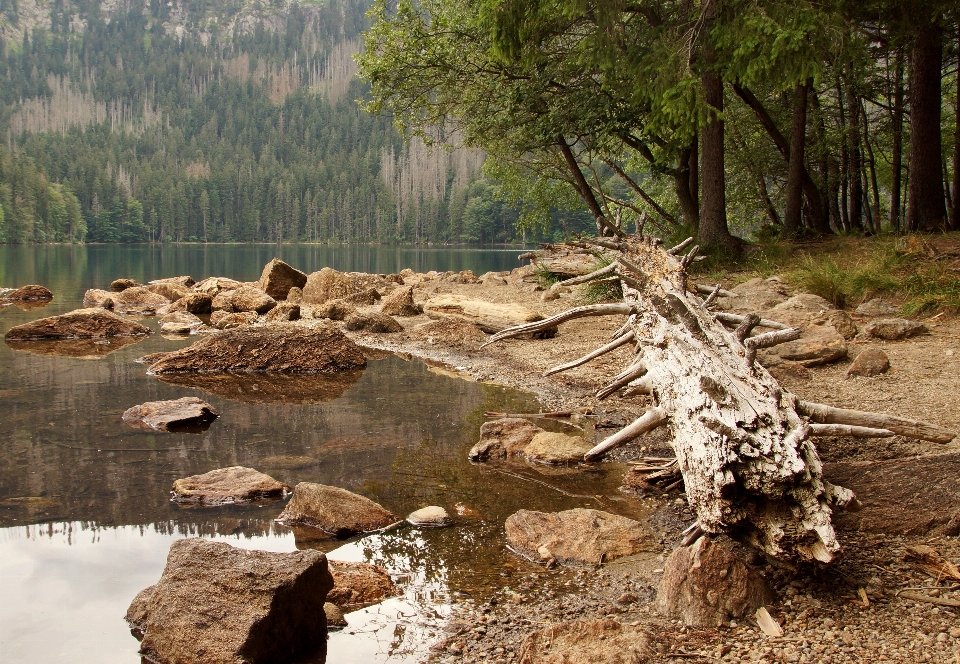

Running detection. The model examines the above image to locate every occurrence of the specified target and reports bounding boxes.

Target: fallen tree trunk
[488,236,957,565]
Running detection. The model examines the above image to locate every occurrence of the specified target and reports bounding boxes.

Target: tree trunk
[675,147,701,232]
[557,140,620,237]
[699,35,737,253]
[891,49,905,231]
[837,80,850,232]
[783,82,809,238]
[906,20,947,232]
[845,70,864,230]
[951,25,960,230]
[688,135,699,212]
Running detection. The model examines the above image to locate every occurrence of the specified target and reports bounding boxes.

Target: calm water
[0,244,642,663]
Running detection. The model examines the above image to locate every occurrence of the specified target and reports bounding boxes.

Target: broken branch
[584,408,669,460]
[482,303,633,347]
[544,330,635,376]
[809,424,895,438]
[797,401,958,444]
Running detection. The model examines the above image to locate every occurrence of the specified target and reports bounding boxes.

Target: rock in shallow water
[122,396,218,432]
[324,602,347,629]
[171,466,291,506]
[275,482,398,537]
[258,258,307,299]
[327,560,399,610]
[468,418,541,461]
[406,506,451,527]
[4,308,151,340]
[3,284,53,300]
[125,538,332,664]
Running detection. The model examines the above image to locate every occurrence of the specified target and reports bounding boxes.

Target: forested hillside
[0,0,521,244]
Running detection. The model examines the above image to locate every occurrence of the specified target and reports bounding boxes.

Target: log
[550,262,618,291]
[798,401,957,444]
[482,303,632,346]
[696,283,736,299]
[714,311,789,330]
[584,408,668,461]
[544,331,635,376]
[809,424,895,438]
[421,295,545,334]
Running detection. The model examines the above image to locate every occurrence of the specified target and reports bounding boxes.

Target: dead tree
[485,237,957,565]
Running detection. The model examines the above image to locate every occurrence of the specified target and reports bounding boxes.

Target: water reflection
[5,336,149,359]
[157,370,366,405]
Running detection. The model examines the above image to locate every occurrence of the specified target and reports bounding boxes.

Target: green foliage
[579,255,622,304]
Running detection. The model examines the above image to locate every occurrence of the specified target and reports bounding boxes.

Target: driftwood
[488,236,958,565]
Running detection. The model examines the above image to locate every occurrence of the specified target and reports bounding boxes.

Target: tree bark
[557,140,620,237]
[951,25,960,230]
[845,69,864,230]
[783,82,809,238]
[891,49,905,231]
[906,20,947,232]
[837,80,850,232]
[674,147,701,232]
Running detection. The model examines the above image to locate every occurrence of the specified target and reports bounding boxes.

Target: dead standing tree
[484,236,957,565]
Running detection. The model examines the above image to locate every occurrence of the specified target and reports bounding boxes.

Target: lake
[0,244,638,663]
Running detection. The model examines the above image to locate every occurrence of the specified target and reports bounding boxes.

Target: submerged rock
[380,285,421,317]
[3,285,53,300]
[123,397,218,432]
[82,289,114,309]
[157,370,364,405]
[145,325,367,374]
[846,347,890,377]
[258,258,308,300]
[863,317,927,340]
[5,335,146,359]
[406,506,451,527]
[343,312,403,333]
[468,418,542,461]
[4,308,151,340]
[125,538,332,664]
[171,466,291,505]
[517,618,654,664]
[656,536,773,627]
[505,508,653,567]
[327,560,400,610]
[275,482,398,538]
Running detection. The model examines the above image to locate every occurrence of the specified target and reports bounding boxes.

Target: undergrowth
[580,255,623,304]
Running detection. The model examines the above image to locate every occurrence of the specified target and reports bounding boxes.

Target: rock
[380,286,421,316]
[468,418,542,461]
[517,618,653,664]
[286,286,303,304]
[522,431,593,464]
[229,286,276,314]
[275,482,399,537]
[258,258,308,299]
[171,466,291,505]
[146,282,190,302]
[211,290,236,312]
[767,360,812,382]
[766,293,837,329]
[211,311,259,330]
[3,284,53,300]
[160,292,213,316]
[260,455,321,470]
[758,324,847,367]
[422,294,551,334]
[327,560,399,609]
[480,272,508,286]
[125,538,332,664]
[149,276,195,288]
[122,396,218,432]
[856,298,899,316]
[159,311,204,334]
[6,336,146,359]
[146,324,367,374]
[407,506,451,527]
[314,299,359,321]
[340,287,382,305]
[82,288,114,309]
[825,310,858,339]
[505,508,653,567]
[344,312,403,333]
[4,308,151,340]
[719,277,789,312]
[302,267,364,304]
[192,277,242,296]
[264,303,300,322]
[825,453,960,537]
[324,602,347,629]
[112,286,170,312]
[846,347,890,377]
[656,536,774,627]
[409,319,486,347]
[157,372,363,405]
[863,318,927,340]
[110,278,139,292]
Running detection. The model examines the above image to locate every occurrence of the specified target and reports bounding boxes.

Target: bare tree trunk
[688,134,699,213]
[952,26,960,231]
[906,20,947,231]
[557,140,620,237]
[783,82,809,238]
[674,147,701,232]
[845,69,864,230]
[837,80,850,232]
[891,49,905,231]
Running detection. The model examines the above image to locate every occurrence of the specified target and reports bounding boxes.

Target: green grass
[579,255,623,304]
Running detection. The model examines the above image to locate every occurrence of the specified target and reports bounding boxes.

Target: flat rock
[522,431,593,464]
[380,286,421,316]
[516,617,654,664]
[846,347,890,377]
[302,267,364,304]
[147,325,366,374]
[344,312,402,333]
[112,286,170,312]
[146,283,190,302]
[211,311,259,329]
[468,418,543,461]
[110,278,139,292]
[4,308,151,340]
[82,289,114,309]
[856,298,899,316]
[229,286,276,314]
[258,258,307,299]
[825,453,960,536]
[275,482,399,538]
[125,538,332,664]
[3,284,53,300]
[324,602,347,629]
[264,302,300,322]
[406,506,451,527]
[149,276,195,288]
[260,455,321,470]
[656,536,774,627]
[505,508,653,567]
[171,466,290,505]
[192,277,242,296]
[422,294,548,334]
[157,371,363,405]
[758,324,847,367]
[863,317,927,340]
[327,560,399,610]
[123,396,218,432]
[718,277,789,312]
[409,319,486,347]
[159,311,204,335]
[314,299,359,321]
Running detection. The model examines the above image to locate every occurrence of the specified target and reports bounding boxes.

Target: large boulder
[229,286,276,314]
[380,286,421,317]
[656,536,774,627]
[125,538,332,664]
[145,325,367,374]
[422,294,549,334]
[3,284,53,300]
[82,289,114,309]
[468,418,542,461]
[302,267,363,305]
[275,482,399,538]
[171,466,291,506]
[112,286,170,313]
[123,397,218,432]
[517,618,654,664]
[159,292,213,316]
[258,258,308,299]
[863,318,927,340]
[146,282,190,302]
[343,312,403,333]
[192,277,242,296]
[4,308,151,340]
[327,560,400,610]
[505,508,653,567]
